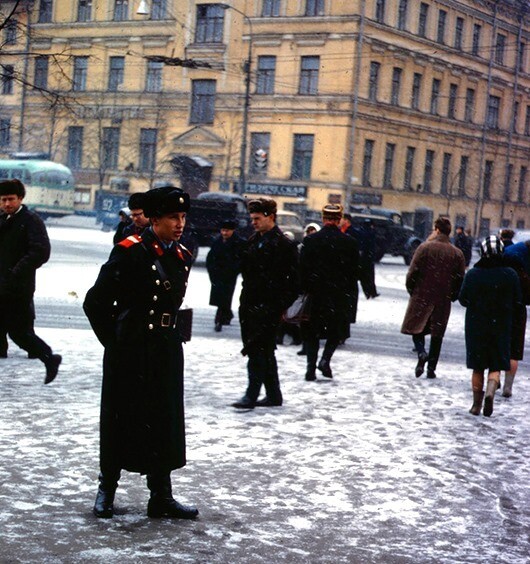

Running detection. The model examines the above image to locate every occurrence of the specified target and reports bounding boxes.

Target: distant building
[0,0,529,234]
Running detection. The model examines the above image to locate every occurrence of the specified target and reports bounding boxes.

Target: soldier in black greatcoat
[83,186,198,520]
[300,204,359,381]
[206,219,245,332]
[0,179,62,383]
[232,197,298,409]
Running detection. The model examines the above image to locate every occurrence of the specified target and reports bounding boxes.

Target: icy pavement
[0,228,529,563]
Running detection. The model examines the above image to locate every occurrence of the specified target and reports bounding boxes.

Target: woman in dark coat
[459,236,521,417]
[206,220,244,331]
[84,186,198,520]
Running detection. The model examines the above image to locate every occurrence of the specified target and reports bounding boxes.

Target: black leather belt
[153,312,177,328]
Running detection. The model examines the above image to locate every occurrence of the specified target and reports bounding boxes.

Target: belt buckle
[161,313,171,327]
[163,280,172,290]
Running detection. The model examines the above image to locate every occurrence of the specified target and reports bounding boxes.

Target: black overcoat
[0,205,50,301]
[239,225,298,354]
[83,229,192,474]
[459,257,521,371]
[300,224,359,340]
[206,234,244,309]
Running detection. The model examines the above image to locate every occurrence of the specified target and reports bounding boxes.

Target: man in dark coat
[83,185,198,520]
[453,225,473,267]
[300,204,359,380]
[401,217,465,379]
[233,197,298,409]
[0,179,61,383]
[120,192,150,240]
[206,219,244,332]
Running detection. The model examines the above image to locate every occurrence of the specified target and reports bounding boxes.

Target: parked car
[276,210,305,243]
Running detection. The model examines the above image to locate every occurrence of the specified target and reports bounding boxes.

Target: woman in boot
[459,236,521,416]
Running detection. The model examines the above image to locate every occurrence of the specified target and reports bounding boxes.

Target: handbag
[282,294,312,324]
[177,307,193,342]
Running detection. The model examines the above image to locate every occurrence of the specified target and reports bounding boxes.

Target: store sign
[245,183,307,198]
[351,192,382,205]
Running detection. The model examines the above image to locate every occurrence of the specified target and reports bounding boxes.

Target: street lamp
[219,4,252,196]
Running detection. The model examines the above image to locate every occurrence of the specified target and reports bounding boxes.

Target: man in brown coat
[401,217,465,379]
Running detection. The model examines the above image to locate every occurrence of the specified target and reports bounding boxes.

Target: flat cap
[247,197,277,216]
[142,185,190,218]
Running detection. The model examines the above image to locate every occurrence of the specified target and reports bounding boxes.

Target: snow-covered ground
[0,225,529,563]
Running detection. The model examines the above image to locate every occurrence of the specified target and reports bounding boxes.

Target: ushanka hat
[322,203,343,221]
[480,235,504,257]
[142,185,190,218]
[221,219,237,230]
[247,197,277,216]
[128,192,146,210]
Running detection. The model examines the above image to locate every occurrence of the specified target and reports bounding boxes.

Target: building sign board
[245,183,307,198]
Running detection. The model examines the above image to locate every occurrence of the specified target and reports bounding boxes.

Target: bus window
[0,169,9,180]
[10,169,29,183]
[31,172,46,186]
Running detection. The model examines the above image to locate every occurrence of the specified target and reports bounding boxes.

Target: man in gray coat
[401,217,465,379]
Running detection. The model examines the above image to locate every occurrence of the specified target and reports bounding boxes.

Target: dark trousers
[245,342,282,403]
[412,333,443,371]
[215,306,233,325]
[305,337,340,371]
[360,261,378,298]
[0,297,51,361]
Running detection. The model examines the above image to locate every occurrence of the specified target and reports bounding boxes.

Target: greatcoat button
[151,265,156,271]
[148,324,154,330]
[153,295,158,301]
[155,279,161,285]
[185,266,189,271]
[149,310,154,315]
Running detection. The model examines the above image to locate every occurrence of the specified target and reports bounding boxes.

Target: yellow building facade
[0,0,529,236]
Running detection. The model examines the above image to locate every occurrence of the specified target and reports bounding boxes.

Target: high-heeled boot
[93,471,120,518]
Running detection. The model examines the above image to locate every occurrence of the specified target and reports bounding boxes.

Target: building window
[262,0,281,17]
[291,134,314,180]
[190,79,216,124]
[299,56,319,95]
[465,88,475,123]
[448,83,458,119]
[195,4,224,43]
[430,78,440,115]
[375,0,385,24]
[1,65,14,95]
[102,128,120,170]
[495,33,506,65]
[145,60,163,92]
[108,56,124,92]
[151,0,167,19]
[256,56,276,95]
[0,119,10,147]
[423,150,434,193]
[391,67,402,106]
[397,0,408,31]
[404,147,415,191]
[505,163,513,201]
[383,143,395,188]
[437,10,446,44]
[67,126,83,169]
[518,42,526,73]
[483,160,493,200]
[305,0,324,17]
[362,139,374,186]
[440,153,452,195]
[4,19,17,45]
[512,101,519,134]
[486,95,500,129]
[73,56,88,92]
[139,128,158,172]
[472,24,481,56]
[418,3,429,38]
[518,166,527,203]
[454,17,464,50]
[34,56,49,90]
[411,72,422,110]
[250,132,270,176]
[114,0,128,21]
[38,0,53,23]
[369,62,380,102]
[459,156,468,196]
[77,0,92,21]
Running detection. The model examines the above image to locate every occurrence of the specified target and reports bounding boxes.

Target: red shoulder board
[118,234,142,248]
[178,243,193,258]
[150,240,164,256]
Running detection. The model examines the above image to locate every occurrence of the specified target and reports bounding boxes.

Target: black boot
[93,472,120,518]
[43,353,62,384]
[146,474,198,519]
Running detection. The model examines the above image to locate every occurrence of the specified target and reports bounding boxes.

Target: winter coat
[453,232,473,266]
[300,224,359,340]
[83,228,192,474]
[459,256,521,371]
[504,241,530,274]
[206,233,244,309]
[401,233,465,337]
[239,225,298,355]
[0,205,50,301]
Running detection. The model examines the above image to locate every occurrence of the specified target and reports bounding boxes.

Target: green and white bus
[0,154,75,218]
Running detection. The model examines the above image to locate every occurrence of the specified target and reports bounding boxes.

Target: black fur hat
[142,185,190,218]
